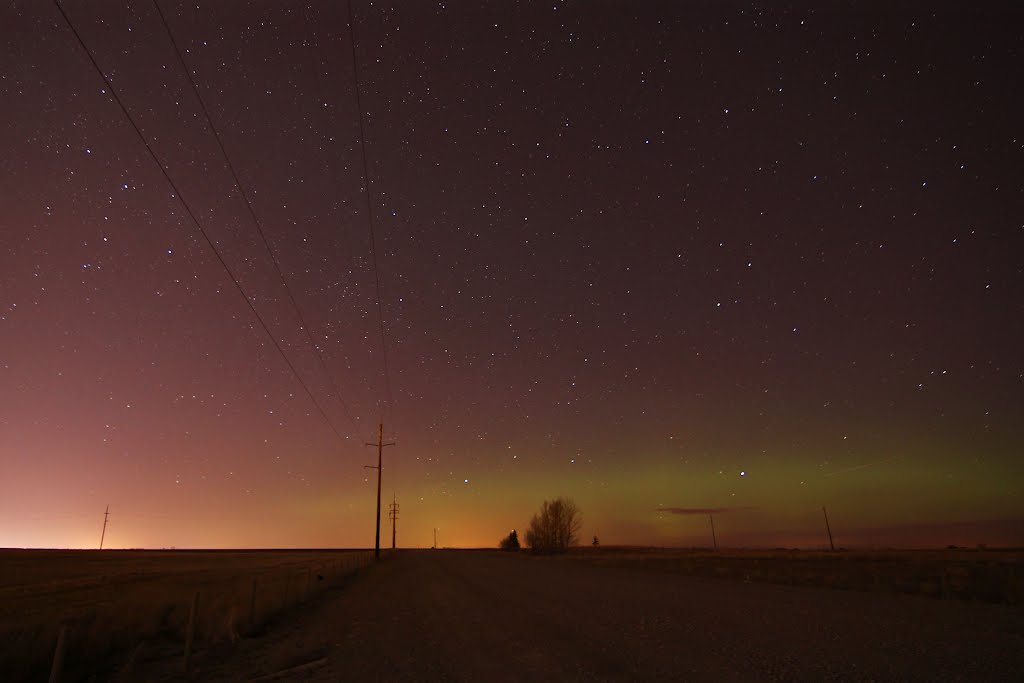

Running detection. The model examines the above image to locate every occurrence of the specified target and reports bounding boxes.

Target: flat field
[557,546,1024,603]
[0,548,372,681]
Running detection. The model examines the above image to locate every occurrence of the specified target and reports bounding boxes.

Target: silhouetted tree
[525,497,582,554]
[499,529,520,551]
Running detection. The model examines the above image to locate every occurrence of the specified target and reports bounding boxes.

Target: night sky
[2,1,1022,550]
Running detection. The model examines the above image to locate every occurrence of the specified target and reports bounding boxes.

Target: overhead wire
[52,0,349,444]
[150,0,360,430]
[346,0,395,421]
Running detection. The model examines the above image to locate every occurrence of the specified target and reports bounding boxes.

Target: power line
[151,0,360,430]
[346,0,394,420]
[53,0,348,444]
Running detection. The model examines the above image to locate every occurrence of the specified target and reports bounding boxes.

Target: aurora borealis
[2,1,1022,550]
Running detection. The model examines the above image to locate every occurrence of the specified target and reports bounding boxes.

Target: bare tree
[525,497,582,554]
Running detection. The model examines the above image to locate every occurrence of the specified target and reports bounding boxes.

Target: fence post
[48,623,68,683]
[184,591,200,676]
[249,577,258,629]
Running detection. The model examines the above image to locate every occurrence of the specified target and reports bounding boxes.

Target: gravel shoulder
[174,549,1024,681]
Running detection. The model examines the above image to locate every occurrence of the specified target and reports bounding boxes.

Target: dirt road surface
[182,550,1023,681]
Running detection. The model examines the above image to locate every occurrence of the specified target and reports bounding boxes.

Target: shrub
[499,529,520,551]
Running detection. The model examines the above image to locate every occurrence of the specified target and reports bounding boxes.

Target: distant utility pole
[433,528,437,549]
[99,505,110,550]
[822,506,835,551]
[709,512,718,551]
[388,494,399,549]
[364,423,395,560]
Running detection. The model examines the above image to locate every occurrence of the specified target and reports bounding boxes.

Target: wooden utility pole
[364,423,394,559]
[99,504,110,550]
[433,528,437,549]
[388,494,399,549]
[822,506,835,551]
[709,512,718,551]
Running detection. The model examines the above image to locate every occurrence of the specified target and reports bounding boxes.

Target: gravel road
[188,550,1023,681]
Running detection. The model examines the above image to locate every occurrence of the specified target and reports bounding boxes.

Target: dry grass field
[558,546,1024,604]
[0,549,373,682]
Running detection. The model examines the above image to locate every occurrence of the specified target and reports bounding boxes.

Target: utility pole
[822,505,835,551]
[99,505,110,550]
[433,528,437,549]
[709,512,718,551]
[388,494,399,549]
[364,423,394,560]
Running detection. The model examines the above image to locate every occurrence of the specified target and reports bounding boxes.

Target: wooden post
[822,506,835,551]
[184,591,200,676]
[249,577,258,629]
[709,513,718,551]
[373,424,383,559]
[364,423,394,560]
[99,504,110,550]
[48,623,68,683]
[390,493,399,549]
